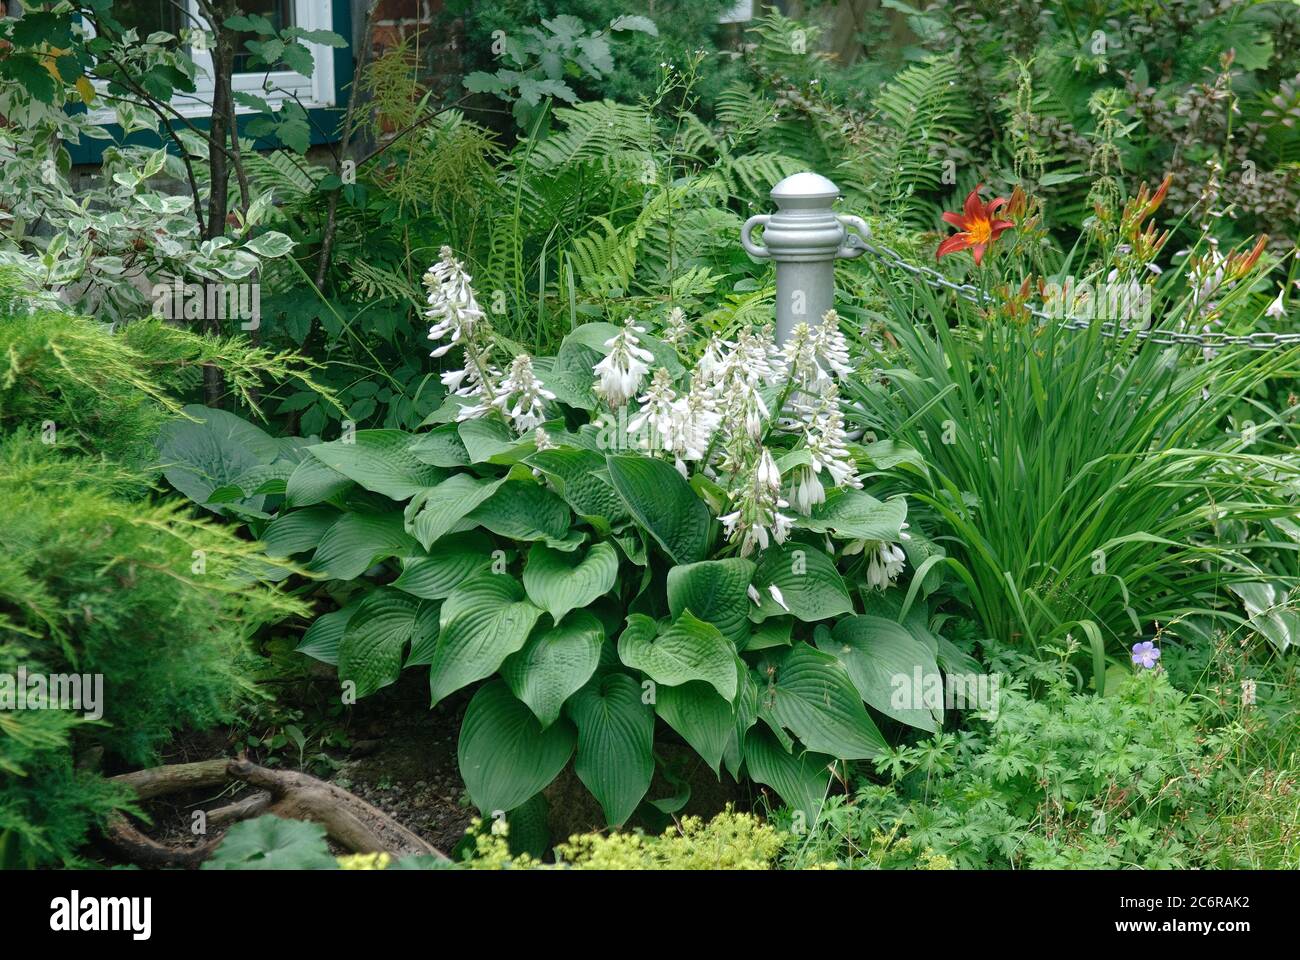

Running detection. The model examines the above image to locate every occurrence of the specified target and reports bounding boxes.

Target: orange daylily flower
[937,184,1015,265]
[1226,234,1269,280]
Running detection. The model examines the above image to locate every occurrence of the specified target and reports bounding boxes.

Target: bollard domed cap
[771,171,841,210]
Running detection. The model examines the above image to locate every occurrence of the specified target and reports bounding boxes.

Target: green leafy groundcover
[189,317,949,831]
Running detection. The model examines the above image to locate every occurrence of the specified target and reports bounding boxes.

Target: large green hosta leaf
[798,489,908,541]
[338,589,435,698]
[458,418,533,464]
[261,505,339,557]
[666,558,755,646]
[526,447,629,524]
[308,430,446,501]
[523,541,619,623]
[566,672,654,827]
[404,474,506,550]
[408,423,471,467]
[392,530,495,599]
[751,541,853,622]
[309,510,419,580]
[467,478,570,541]
[429,575,543,706]
[606,453,710,564]
[284,455,353,508]
[500,611,604,727]
[822,615,943,732]
[617,612,738,701]
[655,680,734,777]
[723,668,760,780]
[743,726,832,825]
[459,681,575,815]
[762,644,887,759]
[158,404,280,513]
[295,602,360,665]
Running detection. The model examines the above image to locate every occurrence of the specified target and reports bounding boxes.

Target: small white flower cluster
[841,519,912,590]
[606,311,863,557]
[493,354,556,432]
[660,305,690,346]
[789,391,862,513]
[626,367,722,476]
[782,315,854,397]
[424,246,499,421]
[425,245,485,358]
[594,319,655,408]
[718,448,793,557]
[425,248,554,434]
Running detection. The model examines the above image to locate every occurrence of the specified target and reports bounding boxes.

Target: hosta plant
[211,248,954,829]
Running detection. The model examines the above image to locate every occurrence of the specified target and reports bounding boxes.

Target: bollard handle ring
[740,214,772,259]
[836,214,870,260]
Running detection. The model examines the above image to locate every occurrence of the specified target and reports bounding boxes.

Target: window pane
[232,0,295,73]
[110,0,184,39]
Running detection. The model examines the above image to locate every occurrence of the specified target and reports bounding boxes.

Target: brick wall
[355,0,463,103]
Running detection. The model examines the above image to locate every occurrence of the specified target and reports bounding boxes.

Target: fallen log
[226,759,437,858]
[104,757,445,867]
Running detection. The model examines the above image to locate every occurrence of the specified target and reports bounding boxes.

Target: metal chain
[857,236,1300,350]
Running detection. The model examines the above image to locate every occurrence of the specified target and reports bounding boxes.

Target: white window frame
[90,0,336,123]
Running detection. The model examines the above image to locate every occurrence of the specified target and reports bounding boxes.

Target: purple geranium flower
[1131,640,1161,670]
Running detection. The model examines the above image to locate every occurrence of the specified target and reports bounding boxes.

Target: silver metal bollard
[740,172,870,343]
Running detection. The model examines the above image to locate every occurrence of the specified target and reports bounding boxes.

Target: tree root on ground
[104,758,445,868]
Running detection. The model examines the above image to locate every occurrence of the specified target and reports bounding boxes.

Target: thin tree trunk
[201,0,239,407]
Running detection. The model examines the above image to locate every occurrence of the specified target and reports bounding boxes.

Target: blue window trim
[66,0,353,165]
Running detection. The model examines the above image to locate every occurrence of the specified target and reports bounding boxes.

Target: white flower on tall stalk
[718,447,793,557]
[444,362,499,422]
[594,318,654,408]
[814,314,854,378]
[661,305,690,346]
[424,246,486,358]
[784,314,855,392]
[785,388,861,513]
[732,327,787,388]
[721,375,771,442]
[626,367,678,442]
[696,334,727,385]
[424,246,499,421]
[1266,288,1287,319]
[492,353,556,432]
[864,541,907,590]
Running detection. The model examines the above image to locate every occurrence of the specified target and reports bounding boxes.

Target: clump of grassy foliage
[0,274,310,867]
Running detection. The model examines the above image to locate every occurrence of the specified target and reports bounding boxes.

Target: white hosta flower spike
[424,246,486,358]
[865,541,907,590]
[627,367,678,445]
[594,318,654,408]
[493,353,556,433]
[720,446,793,557]
[662,305,690,346]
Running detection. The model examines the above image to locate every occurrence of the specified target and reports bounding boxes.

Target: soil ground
[96,668,752,866]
